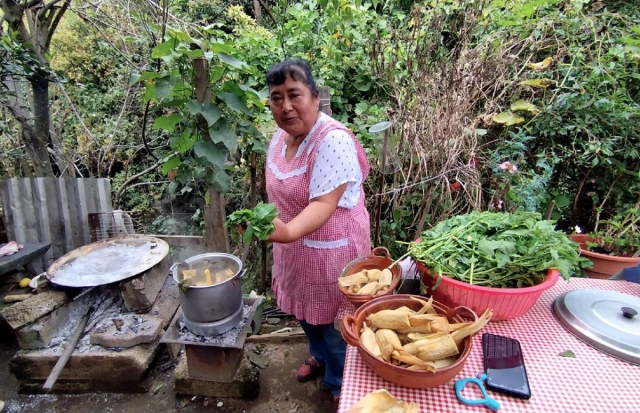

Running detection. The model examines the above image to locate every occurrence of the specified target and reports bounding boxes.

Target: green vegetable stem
[407,211,593,288]
[225,202,280,243]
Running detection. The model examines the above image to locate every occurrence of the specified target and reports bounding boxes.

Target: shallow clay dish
[338,247,402,308]
[340,294,477,389]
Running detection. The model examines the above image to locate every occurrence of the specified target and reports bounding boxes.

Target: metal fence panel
[0,178,112,272]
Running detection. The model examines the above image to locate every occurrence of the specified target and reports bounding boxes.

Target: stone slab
[119,255,170,312]
[15,298,79,349]
[89,314,163,348]
[0,242,50,275]
[0,289,69,330]
[174,355,260,399]
[9,275,180,393]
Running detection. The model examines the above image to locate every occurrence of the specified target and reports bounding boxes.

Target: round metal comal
[553,289,640,365]
[47,236,169,288]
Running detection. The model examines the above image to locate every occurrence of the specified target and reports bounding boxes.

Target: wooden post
[253,0,262,24]
[193,52,230,253]
[319,86,332,116]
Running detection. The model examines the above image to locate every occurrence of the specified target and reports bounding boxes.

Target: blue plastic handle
[454,374,500,411]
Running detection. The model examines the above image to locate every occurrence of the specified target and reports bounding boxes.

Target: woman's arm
[268,183,348,243]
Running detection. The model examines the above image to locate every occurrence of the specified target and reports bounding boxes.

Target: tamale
[414,334,459,362]
[375,329,403,362]
[368,309,412,329]
[361,324,382,359]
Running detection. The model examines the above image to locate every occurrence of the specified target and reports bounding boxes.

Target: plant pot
[570,234,640,279]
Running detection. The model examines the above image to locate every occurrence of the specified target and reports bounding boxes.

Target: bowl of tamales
[339,294,493,389]
[337,247,403,307]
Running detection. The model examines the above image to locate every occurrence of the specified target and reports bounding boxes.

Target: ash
[42,286,126,356]
[178,305,251,345]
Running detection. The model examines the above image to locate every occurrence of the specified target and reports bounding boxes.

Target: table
[338,278,640,413]
[0,242,50,276]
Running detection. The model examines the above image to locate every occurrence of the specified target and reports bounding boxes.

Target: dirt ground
[0,333,335,413]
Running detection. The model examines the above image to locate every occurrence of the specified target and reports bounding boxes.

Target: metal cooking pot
[171,253,246,323]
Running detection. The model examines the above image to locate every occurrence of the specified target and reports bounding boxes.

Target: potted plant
[571,201,640,279]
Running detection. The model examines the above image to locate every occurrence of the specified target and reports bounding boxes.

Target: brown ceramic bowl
[338,247,402,308]
[340,294,477,389]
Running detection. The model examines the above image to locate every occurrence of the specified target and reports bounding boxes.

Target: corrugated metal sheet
[0,178,112,272]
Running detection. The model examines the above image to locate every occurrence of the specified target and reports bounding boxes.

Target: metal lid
[553,289,640,365]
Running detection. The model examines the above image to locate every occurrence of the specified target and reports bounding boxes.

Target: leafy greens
[226,202,279,243]
[408,211,592,288]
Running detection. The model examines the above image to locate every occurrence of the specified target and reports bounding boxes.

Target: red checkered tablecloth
[338,278,640,413]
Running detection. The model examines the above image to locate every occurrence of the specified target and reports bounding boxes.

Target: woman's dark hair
[266,59,319,97]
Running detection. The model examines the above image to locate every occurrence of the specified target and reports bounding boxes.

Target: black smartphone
[482,333,532,400]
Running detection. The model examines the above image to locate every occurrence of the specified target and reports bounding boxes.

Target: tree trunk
[253,0,262,24]
[30,77,55,176]
[193,53,230,253]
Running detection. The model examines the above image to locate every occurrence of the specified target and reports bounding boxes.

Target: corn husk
[407,331,448,342]
[347,389,419,413]
[359,281,381,295]
[379,268,393,286]
[451,310,493,344]
[368,309,412,330]
[410,296,434,314]
[401,333,448,354]
[430,356,458,369]
[367,269,382,282]
[396,323,433,334]
[429,316,450,333]
[449,322,473,331]
[361,324,382,359]
[375,329,403,362]
[181,269,197,280]
[391,350,436,372]
[339,271,369,287]
[413,334,459,362]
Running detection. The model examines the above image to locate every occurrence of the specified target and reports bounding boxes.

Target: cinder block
[174,356,260,399]
[119,255,170,312]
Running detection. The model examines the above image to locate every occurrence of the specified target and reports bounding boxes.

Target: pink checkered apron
[266,119,371,325]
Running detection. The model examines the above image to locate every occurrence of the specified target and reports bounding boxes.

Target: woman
[264,59,371,406]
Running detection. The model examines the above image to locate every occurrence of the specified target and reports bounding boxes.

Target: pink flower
[491,200,504,210]
[498,161,517,174]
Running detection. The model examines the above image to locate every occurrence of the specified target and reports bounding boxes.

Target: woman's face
[268,74,319,138]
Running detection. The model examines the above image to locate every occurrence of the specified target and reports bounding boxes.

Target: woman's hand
[267,218,292,243]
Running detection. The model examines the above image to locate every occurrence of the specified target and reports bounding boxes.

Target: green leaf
[130,71,162,85]
[631,26,640,35]
[155,77,173,101]
[218,92,252,116]
[153,114,181,132]
[194,139,226,170]
[493,112,525,125]
[170,130,197,153]
[202,103,223,126]
[151,38,179,58]
[209,42,235,54]
[143,83,156,103]
[511,99,540,114]
[210,66,225,83]
[217,52,250,71]
[520,78,554,88]
[497,20,520,26]
[559,350,576,358]
[554,195,571,208]
[161,155,180,174]
[209,119,237,152]
[176,47,204,58]
[207,168,231,193]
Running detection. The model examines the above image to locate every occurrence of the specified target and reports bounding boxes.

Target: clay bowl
[337,247,402,308]
[340,294,477,389]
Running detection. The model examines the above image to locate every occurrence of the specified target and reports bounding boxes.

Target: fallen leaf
[528,57,552,71]
[152,383,163,395]
[520,78,554,88]
[493,112,525,126]
[511,100,541,114]
[559,350,576,358]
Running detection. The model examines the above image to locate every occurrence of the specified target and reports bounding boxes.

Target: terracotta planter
[571,234,640,279]
[337,247,402,308]
[340,295,476,389]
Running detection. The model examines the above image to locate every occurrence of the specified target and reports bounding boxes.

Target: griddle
[47,236,169,288]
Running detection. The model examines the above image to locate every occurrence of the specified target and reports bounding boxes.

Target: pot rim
[570,234,640,263]
[171,252,243,289]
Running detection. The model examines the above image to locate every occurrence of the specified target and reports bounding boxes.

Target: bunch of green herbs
[226,202,279,243]
[408,211,591,288]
